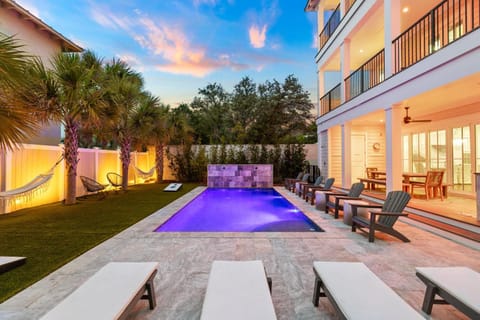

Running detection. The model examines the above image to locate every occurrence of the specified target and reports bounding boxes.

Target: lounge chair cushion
[416,267,480,316]
[201,260,276,320]
[313,261,423,320]
[41,262,158,320]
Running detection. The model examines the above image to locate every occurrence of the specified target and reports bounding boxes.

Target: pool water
[155,188,323,232]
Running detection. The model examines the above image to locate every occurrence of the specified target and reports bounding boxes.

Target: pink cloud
[88,4,248,77]
[249,24,267,48]
[134,17,247,77]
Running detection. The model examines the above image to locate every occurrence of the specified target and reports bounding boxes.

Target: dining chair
[410,171,444,200]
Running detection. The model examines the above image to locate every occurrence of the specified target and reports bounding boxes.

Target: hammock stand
[134,166,155,182]
[0,156,63,211]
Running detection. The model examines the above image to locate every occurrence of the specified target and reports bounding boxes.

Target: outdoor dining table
[370,170,386,179]
[402,172,427,183]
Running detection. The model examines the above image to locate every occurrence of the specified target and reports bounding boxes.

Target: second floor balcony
[318,0,480,117]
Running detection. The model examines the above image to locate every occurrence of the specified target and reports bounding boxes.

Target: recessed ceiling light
[402,7,409,13]
[379,119,384,122]
[359,49,364,53]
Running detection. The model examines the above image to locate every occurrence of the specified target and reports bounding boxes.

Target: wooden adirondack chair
[350,190,411,242]
[305,178,335,205]
[299,176,324,199]
[289,173,310,193]
[284,172,303,190]
[324,182,365,219]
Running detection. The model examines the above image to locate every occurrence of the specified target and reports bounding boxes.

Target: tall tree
[230,76,257,144]
[131,94,171,183]
[0,35,40,150]
[190,83,231,144]
[104,59,144,189]
[281,74,314,141]
[21,50,105,205]
[169,104,194,145]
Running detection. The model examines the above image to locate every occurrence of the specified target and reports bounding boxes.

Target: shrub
[168,143,308,183]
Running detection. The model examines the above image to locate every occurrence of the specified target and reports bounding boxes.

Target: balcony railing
[344,49,385,102]
[393,0,480,73]
[319,83,341,116]
[319,4,341,50]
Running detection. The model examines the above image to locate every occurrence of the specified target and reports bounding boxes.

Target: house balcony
[317,1,358,51]
[317,0,480,117]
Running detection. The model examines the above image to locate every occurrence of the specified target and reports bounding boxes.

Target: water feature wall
[207,164,273,188]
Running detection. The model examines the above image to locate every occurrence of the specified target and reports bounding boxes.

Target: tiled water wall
[207,164,273,188]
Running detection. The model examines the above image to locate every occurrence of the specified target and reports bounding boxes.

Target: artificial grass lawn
[0,182,199,303]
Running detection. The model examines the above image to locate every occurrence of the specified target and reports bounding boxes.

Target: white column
[340,39,351,103]
[385,105,403,191]
[342,122,352,187]
[317,3,325,44]
[384,0,401,77]
[340,0,346,16]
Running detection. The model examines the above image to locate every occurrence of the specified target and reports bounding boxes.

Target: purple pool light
[155,188,323,232]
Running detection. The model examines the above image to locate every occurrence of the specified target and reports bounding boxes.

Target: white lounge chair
[416,266,480,318]
[40,262,158,320]
[200,260,277,320]
[0,256,26,274]
[312,261,423,320]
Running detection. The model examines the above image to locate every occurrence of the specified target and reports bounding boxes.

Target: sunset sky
[17,0,318,107]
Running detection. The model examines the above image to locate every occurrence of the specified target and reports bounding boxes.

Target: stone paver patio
[1,187,479,319]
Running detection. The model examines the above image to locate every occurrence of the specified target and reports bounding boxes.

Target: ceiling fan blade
[410,119,432,123]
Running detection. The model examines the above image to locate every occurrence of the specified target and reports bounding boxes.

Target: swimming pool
[155,188,323,232]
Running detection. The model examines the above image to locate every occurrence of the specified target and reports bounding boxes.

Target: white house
[0,0,82,145]
[305,0,480,222]
[0,0,83,212]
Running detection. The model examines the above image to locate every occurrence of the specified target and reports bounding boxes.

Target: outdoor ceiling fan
[403,106,432,124]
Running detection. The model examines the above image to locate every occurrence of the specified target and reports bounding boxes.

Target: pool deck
[1,186,479,319]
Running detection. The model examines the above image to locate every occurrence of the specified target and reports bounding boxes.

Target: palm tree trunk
[155,143,164,183]
[120,135,131,189]
[64,118,79,205]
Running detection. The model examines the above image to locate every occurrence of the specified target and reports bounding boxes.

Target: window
[448,22,464,42]
[452,126,471,191]
[412,133,426,173]
[429,130,447,169]
[402,135,409,172]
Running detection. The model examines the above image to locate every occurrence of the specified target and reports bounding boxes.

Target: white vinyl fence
[0,144,157,214]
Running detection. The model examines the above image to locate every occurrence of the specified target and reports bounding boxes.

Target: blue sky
[18,0,318,107]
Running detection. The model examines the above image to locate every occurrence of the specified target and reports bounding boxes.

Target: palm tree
[23,50,106,205]
[131,94,171,183]
[0,35,40,150]
[103,59,144,189]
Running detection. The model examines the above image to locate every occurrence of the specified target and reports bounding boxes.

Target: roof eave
[0,0,83,52]
[304,0,320,12]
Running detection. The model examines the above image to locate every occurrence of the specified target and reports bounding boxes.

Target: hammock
[0,156,63,209]
[134,166,155,180]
